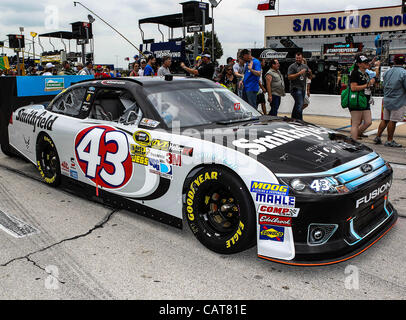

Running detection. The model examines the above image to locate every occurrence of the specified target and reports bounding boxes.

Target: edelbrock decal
[259,214,292,227]
[15,110,58,133]
[232,123,329,156]
[356,182,392,209]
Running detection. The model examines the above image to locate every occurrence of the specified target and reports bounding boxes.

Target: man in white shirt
[42,63,55,76]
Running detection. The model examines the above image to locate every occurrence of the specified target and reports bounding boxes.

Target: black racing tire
[184,166,257,254]
[36,134,61,187]
[1,128,16,157]
[1,143,15,157]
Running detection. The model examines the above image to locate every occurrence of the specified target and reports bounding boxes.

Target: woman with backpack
[348,55,375,141]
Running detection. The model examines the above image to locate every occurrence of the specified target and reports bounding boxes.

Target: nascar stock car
[2,76,398,266]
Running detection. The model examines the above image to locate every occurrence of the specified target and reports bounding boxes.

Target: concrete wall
[273,94,383,120]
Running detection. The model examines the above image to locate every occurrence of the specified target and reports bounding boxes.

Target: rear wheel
[1,129,16,157]
[184,167,256,254]
[36,134,61,187]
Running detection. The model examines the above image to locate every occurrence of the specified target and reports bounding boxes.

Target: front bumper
[258,163,398,266]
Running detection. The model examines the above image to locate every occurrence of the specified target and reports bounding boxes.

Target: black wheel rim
[196,181,241,239]
[40,143,58,179]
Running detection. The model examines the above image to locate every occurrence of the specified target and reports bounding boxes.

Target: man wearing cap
[180,54,215,80]
[42,63,55,76]
[374,54,406,148]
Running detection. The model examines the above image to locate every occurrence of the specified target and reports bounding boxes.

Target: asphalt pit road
[0,209,39,238]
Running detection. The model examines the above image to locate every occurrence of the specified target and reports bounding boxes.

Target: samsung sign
[265,7,406,38]
[293,14,406,32]
[293,15,372,32]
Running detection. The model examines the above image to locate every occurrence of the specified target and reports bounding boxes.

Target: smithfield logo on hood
[232,123,330,156]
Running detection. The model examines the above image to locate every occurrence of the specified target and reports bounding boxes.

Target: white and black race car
[2,77,398,265]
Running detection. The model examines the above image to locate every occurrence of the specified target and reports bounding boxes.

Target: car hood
[203,118,373,175]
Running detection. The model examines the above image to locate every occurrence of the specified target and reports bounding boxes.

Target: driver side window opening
[50,87,86,117]
[89,88,142,124]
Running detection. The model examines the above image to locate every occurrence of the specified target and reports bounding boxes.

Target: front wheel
[184,167,256,254]
[36,134,61,187]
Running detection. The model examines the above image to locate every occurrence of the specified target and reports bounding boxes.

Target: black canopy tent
[38,31,80,55]
[138,13,212,43]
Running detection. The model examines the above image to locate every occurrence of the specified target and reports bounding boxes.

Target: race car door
[73,86,166,200]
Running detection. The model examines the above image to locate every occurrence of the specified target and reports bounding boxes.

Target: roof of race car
[75,76,216,91]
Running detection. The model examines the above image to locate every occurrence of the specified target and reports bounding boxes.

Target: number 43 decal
[310,179,331,193]
[75,126,133,189]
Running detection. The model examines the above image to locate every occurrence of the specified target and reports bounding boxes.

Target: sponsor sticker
[151,139,170,151]
[255,193,295,208]
[259,214,292,227]
[15,109,58,133]
[70,170,78,180]
[149,159,173,180]
[169,144,194,157]
[132,154,149,166]
[140,118,160,128]
[133,131,152,146]
[260,225,285,242]
[101,80,126,85]
[166,153,182,167]
[130,144,147,156]
[61,161,70,174]
[251,181,289,196]
[258,205,300,217]
[45,78,64,92]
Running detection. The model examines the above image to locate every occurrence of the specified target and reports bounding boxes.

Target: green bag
[341,87,368,109]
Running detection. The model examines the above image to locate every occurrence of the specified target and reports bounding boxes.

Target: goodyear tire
[36,134,61,187]
[185,166,256,254]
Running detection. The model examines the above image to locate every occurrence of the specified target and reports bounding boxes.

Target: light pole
[73,1,145,58]
[30,32,37,63]
[208,0,223,62]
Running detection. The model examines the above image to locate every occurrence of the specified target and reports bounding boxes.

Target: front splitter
[258,209,398,267]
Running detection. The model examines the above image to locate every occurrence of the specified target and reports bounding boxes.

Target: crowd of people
[0,61,120,78]
[175,49,405,149]
[1,49,405,147]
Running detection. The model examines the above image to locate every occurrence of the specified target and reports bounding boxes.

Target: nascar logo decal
[260,225,285,242]
[75,126,133,189]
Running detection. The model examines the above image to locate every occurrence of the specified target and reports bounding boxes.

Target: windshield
[146,86,261,128]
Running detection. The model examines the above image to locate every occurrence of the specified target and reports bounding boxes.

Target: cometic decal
[75,126,133,189]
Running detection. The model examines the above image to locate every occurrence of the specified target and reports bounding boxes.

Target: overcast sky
[0,0,402,67]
